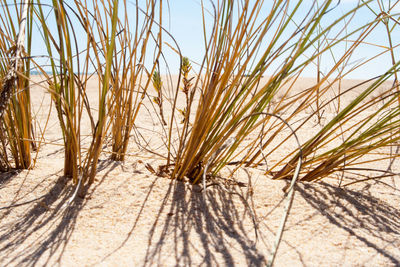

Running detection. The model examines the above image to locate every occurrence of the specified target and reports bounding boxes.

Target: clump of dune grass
[78,0,162,196]
[29,0,162,197]
[34,0,86,184]
[159,1,400,264]
[167,0,379,184]
[271,5,400,183]
[0,0,33,171]
[70,0,120,194]
[109,0,159,161]
[33,0,121,189]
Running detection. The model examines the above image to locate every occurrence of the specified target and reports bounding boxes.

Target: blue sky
[158,0,400,79]
[21,0,400,79]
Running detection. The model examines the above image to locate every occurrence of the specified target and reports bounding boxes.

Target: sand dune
[1,76,399,266]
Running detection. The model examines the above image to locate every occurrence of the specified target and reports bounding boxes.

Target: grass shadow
[0,174,85,266]
[0,170,19,190]
[142,180,265,266]
[294,181,400,265]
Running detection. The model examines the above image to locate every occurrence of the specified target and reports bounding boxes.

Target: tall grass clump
[83,0,118,188]
[167,0,376,183]
[271,5,400,183]
[31,0,161,195]
[34,0,121,187]
[74,0,121,192]
[0,0,33,171]
[109,0,159,161]
[35,0,121,189]
[34,0,85,184]
[76,0,161,195]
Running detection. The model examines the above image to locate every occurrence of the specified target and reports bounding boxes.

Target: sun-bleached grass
[34,0,85,184]
[271,3,400,183]
[28,0,161,197]
[0,0,33,171]
[164,0,399,186]
[0,0,397,197]
[0,1,399,264]
[109,0,159,161]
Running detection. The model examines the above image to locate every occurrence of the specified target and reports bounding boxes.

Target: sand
[1,76,400,266]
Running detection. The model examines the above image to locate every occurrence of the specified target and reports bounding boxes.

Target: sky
[158,0,400,79]
[7,0,400,80]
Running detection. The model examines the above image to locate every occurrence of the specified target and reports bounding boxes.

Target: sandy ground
[1,76,400,266]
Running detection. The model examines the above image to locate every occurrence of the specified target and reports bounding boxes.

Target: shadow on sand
[294,181,400,265]
[138,178,400,266]
[140,180,266,267]
[0,173,84,267]
[1,166,399,266]
[0,170,19,190]
[0,159,125,266]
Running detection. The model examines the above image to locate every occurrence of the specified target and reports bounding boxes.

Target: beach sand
[1,76,399,266]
